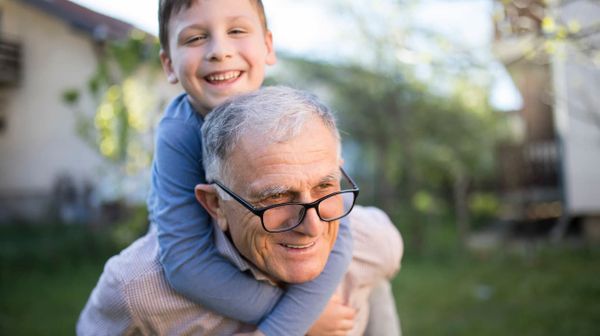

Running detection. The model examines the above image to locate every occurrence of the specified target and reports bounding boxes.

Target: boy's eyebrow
[176,16,258,39]
[227,15,255,23]
[175,24,206,40]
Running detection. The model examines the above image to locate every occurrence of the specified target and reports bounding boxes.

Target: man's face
[160,0,276,115]
[219,117,341,284]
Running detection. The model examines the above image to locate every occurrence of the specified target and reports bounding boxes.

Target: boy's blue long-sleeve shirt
[147,94,353,336]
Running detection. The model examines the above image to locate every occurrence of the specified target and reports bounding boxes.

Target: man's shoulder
[80,228,249,334]
[101,228,201,313]
[349,205,403,279]
[349,205,402,244]
[103,228,164,286]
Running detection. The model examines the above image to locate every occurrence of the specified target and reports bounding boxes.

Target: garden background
[1,0,600,334]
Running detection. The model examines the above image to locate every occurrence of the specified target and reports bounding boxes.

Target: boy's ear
[264,30,277,66]
[195,184,220,220]
[159,49,179,84]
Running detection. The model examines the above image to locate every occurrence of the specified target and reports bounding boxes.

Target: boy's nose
[205,36,233,62]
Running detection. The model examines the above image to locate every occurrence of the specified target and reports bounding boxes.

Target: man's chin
[277,263,325,284]
[284,273,320,284]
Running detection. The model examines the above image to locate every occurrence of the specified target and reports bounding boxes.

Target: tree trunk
[453,172,470,247]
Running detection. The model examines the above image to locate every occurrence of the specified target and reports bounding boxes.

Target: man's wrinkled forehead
[224,124,341,179]
[244,168,342,201]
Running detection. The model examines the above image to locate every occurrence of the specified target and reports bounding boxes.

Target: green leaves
[62,31,162,173]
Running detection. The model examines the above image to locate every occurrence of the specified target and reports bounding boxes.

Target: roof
[18,0,135,40]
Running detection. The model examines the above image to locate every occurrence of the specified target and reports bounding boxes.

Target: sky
[67,0,362,55]
[69,0,491,56]
[69,0,521,110]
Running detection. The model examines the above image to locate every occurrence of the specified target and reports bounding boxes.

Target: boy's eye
[229,28,247,35]
[184,35,206,45]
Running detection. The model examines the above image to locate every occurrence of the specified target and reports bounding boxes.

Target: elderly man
[78,86,402,335]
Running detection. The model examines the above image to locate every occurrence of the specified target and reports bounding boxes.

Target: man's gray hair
[202,86,340,186]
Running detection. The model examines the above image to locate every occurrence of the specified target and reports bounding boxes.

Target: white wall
[1,0,105,199]
[553,0,600,215]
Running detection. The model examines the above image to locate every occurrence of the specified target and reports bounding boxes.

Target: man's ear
[195,184,220,220]
[159,49,179,84]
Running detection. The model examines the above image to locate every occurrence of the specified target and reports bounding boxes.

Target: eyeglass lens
[262,191,355,232]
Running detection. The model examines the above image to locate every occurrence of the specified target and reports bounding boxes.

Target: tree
[494,0,600,127]
[494,0,600,62]
[271,0,509,249]
[62,31,164,201]
[275,55,505,250]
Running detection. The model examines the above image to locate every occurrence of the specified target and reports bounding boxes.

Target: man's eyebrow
[248,185,290,201]
[319,171,342,184]
[246,170,341,200]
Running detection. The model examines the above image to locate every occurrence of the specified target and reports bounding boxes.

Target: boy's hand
[307,294,356,336]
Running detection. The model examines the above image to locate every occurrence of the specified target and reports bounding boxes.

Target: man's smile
[280,241,317,250]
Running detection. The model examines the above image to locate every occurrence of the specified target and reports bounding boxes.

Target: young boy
[150,0,354,334]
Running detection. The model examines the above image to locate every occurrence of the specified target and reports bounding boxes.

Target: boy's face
[160,0,276,115]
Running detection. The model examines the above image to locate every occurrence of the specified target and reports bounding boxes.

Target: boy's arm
[258,216,353,336]
[154,118,282,323]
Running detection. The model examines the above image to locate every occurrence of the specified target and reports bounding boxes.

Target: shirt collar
[212,222,278,285]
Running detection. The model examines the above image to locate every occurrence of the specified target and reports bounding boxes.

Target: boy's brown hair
[158,0,268,55]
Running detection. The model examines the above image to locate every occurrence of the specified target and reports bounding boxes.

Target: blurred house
[493,0,600,239]
[0,0,174,223]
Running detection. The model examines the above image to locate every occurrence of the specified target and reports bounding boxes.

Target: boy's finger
[337,304,356,320]
[329,319,354,336]
[330,294,343,303]
[338,317,354,330]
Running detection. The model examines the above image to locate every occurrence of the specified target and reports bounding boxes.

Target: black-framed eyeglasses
[211,167,360,233]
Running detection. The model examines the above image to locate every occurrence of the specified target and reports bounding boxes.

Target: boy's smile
[204,70,242,84]
[160,0,276,115]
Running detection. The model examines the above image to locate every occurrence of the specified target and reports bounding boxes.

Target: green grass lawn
[394,245,600,336]
[0,263,103,335]
[0,224,115,335]
[1,223,599,335]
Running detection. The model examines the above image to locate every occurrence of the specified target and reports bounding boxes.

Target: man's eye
[259,193,289,206]
[318,183,336,190]
[269,193,286,200]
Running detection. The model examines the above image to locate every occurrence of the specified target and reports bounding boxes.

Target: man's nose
[293,208,323,237]
[205,35,233,62]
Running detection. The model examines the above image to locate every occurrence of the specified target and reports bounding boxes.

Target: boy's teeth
[207,71,240,82]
